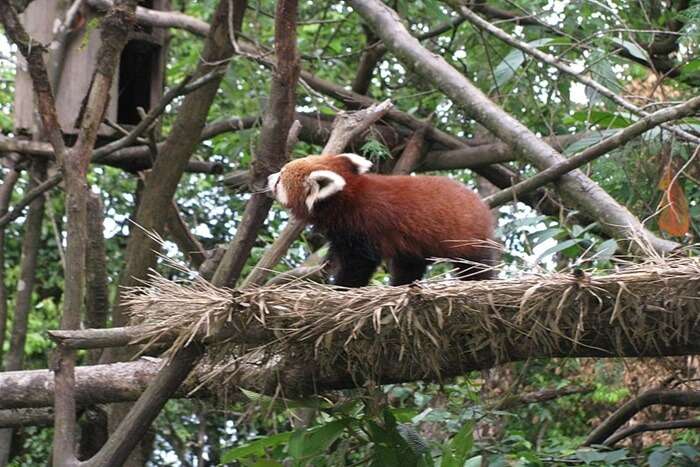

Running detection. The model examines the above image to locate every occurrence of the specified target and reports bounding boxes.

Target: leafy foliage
[1,0,699,464]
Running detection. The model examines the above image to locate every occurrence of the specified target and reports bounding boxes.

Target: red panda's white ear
[337,153,372,174]
[306,170,346,211]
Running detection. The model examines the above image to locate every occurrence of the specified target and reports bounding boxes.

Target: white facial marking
[306,170,346,212]
[267,171,288,205]
[337,153,373,174]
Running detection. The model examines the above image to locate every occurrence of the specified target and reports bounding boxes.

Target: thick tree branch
[3,163,46,372]
[0,137,225,175]
[164,201,208,269]
[7,259,700,408]
[96,1,246,464]
[0,165,20,364]
[212,0,300,287]
[55,0,138,461]
[348,0,678,255]
[115,0,242,305]
[0,359,210,410]
[0,408,55,428]
[0,161,46,464]
[392,123,428,174]
[584,390,700,446]
[85,192,109,364]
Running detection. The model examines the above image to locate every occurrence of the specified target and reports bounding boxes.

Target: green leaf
[493,49,526,88]
[451,422,474,462]
[492,38,556,89]
[679,59,700,79]
[536,238,584,262]
[439,450,459,467]
[595,239,618,261]
[252,461,283,467]
[673,442,700,460]
[464,455,483,467]
[221,432,293,462]
[529,227,565,246]
[567,110,634,128]
[563,130,619,155]
[610,38,651,63]
[288,419,350,460]
[586,52,622,103]
[389,407,419,423]
[648,447,673,467]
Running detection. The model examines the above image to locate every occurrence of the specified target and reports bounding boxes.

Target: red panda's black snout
[269,153,498,287]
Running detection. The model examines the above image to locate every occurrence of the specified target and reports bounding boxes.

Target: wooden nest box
[14,0,170,138]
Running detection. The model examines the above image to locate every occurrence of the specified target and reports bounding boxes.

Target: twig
[486,96,700,207]
[94,69,226,161]
[165,201,208,269]
[0,174,62,228]
[492,385,594,410]
[604,418,700,447]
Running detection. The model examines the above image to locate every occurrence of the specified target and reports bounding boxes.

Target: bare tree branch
[165,201,208,269]
[85,192,109,365]
[0,161,46,465]
[0,137,225,175]
[0,164,20,364]
[212,0,300,287]
[88,0,210,36]
[392,122,429,174]
[493,385,594,410]
[95,0,298,462]
[486,96,700,207]
[0,408,55,428]
[603,418,700,447]
[584,390,700,446]
[0,359,210,410]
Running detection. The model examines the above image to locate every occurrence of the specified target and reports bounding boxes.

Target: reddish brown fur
[274,154,496,285]
[281,155,493,258]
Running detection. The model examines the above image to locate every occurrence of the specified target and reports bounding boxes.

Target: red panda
[268,153,497,287]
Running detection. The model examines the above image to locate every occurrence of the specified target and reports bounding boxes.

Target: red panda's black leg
[389,256,427,286]
[326,232,381,288]
[332,254,380,287]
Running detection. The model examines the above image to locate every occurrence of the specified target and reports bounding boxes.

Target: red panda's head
[268,153,372,219]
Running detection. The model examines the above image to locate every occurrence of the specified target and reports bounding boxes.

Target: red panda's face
[267,153,372,217]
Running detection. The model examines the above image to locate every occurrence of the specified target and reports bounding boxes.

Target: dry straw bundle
[123,255,700,395]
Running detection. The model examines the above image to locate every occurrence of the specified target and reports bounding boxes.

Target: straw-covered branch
[43,257,700,400]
